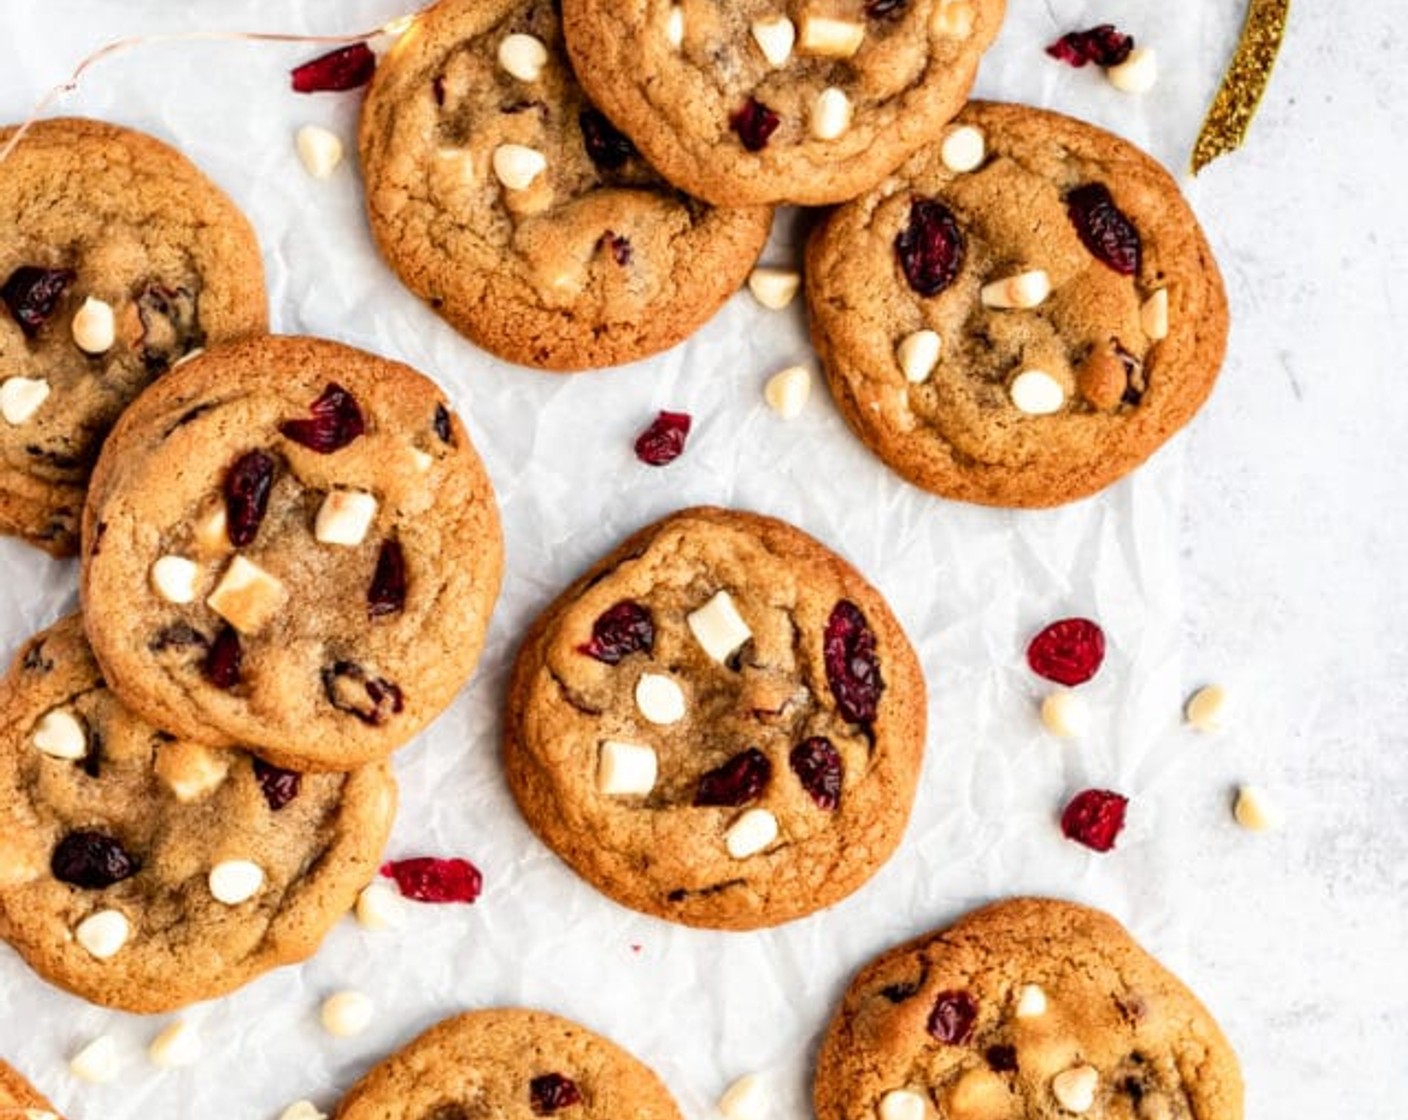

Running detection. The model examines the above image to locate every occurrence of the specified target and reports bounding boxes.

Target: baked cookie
[0,614,396,1013]
[504,506,926,930]
[806,102,1229,508]
[815,898,1244,1120]
[79,335,503,771]
[335,1008,684,1120]
[0,1059,60,1118]
[0,117,267,555]
[559,0,1004,207]
[358,0,772,371]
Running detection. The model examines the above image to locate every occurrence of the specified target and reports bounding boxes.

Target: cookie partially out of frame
[807,102,1229,507]
[504,506,926,930]
[0,1058,60,1117]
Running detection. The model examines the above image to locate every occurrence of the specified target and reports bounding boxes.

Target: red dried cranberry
[578,601,654,664]
[1067,184,1141,277]
[895,199,965,297]
[1046,25,1135,69]
[1026,617,1106,686]
[381,856,482,903]
[1061,788,1128,852]
[369,539,407,618]
[634,410,692,466]
[927,991,978,1045]
[729,98,781,152]
[824,601,884,725]
[323,661,404,725]
[223,450,275,547]
[865,0,908,16]
[530,1074,582,1115]
[205,625,243,689]
[695,748,771,807]
[986,1045,1018,1072]
[790,737,843,810]
[434,402,454,444]
[580,109,637,169]
[601,231,633,266]
[51,831,140,889]
[291,42,376,93]
[2,266,75,337]
[252,759,301,811]
[279,382,366,453]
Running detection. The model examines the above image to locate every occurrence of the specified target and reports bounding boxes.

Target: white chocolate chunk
[151,554,200,604]
[635,672,686,725]
[597,740,658,796]
[315,490,378,547]
[1015,983,1048,1018]
[1185,684,1228,732]
[31,708,87,760]
[154,740,230,803]
[897,330,942,384]
[981,269,1051,310]
[1,377,51,425]
[811,87,852,141]
[1040,690,1091,739]
[295,125,344,179]
[931,0,975,38]
[24,1110,59,1120]
[69,1035,120,1083]
[356,880,406,931]
[665,6,685,49]
[193,504,230,554]
[799,15,865,58]
[1107,46,1158,94]
[148,1019,202,1068]
[279,1103,329,1120]
[878,1089,927,1120]
[498,33,549,82]
[750,16,796,68]
[209,859,265,905]
[409,447,435,472]
[321,991,374,1038]
[764,365,811,419]
[1051,1065,1099,1113]
[687,590,752,663]
[493,144,547,191]
[71,296,116,354]
[1233,785,1282,832]
[718,1073,769,1120]
[206,555,288,635]
[76,909,130,959]
[1141,289,1170,341]
[940,125,986,172]
[747,267,801,310]
[726,809,778,859]
[1009,370,1065,415]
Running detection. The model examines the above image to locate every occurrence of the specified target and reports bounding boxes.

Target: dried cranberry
[986,1045,1018,1073]
[895,199,965,297]
[695,748,771,807]
[291,42,376,93]
[729,98,781,152]
[223,450,275,547]
[434,402,453,444]
[381,856,482,903]
[1061,788,1128,852]
[578,601,654,664]
[51,831,139,889]
[279,383,366,454]
[369,539,407,618]
[1067,184,1141,277]
[323,661,404,725]
[865,0,908,16]
[1046,25,1135,69]
[580,109,636,169]
[530,1074,582,1115]
[824,601,884,725]
[252,759,302,811]
[790,737,843,810]
[634,410,692,466]
[601,231,633,266]
[1026,617,1106,686]
[2,266,75,337]
[927,991,978,1045]
[205,625,243,689]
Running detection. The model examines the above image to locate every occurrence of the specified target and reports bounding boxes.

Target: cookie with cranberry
[815,898,1243,1120]
[0,1059,60,1117]
[559,0,1004,207]
[79,335,504,771]
[0,614,396,1013]
[335,1008,684,1120]
[358,0,772,371]
[0,117,267,556]
[504,506,926,930]
[806,101,1229,507]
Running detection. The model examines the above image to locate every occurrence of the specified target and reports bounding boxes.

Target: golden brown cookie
[0,1058,60,1117]
[504,506,926,930]
[807,102,1229,507]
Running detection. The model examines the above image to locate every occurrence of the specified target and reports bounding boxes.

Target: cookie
[815,898,1244,1120]
[79,334,504,772]
[559,0,1004,207]
[0,1059,59,1118]
[0,117,267,556]
[334,1008,684,1120]
[806,102,1229,508]
[358,0,773,372]
[504,506,926,930]
[0,614,396,1013]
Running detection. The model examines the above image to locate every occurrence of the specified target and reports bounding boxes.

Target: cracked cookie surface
[504,506,926,930]
[0,118,267,555]
[806,102,1229,507]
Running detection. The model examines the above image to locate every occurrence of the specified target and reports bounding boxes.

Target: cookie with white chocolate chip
[806,102,1229,507]
[358,0,773,371]
[0,1058,61,1118]
[559,0,1005,207]
[79,335,504,771]
[0,614,396,1013]
[815,898,1243,1120]
[0,118,267,556]
[503,506,926,930]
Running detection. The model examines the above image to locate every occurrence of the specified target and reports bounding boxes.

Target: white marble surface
[0,1,1404,1118]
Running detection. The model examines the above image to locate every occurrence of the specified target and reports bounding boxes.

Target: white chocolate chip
[1106,46,1158,94]
[665,6,685,49]
[1141,289,1170,341]
[315,490,379,547]
[811,87,852,141]
[1040,690,1091,739]
[764,365,811,420]
[635,672,686,725]
[409,447,435,472]
[940,125,986,173]
[206,555,288,635]
[597,740,658,796]
[687,590,753,663]
[150,554,200,604]
[154,740,230,803]
[799,15,865,58]
[1051,1065,1099,1113]
[498,33,549,82]
[1,377,51,425]
[193,504,230,554]
[897,330,942,384]
[718,1073,769,1120]
[747,267,801,310]
[492,144,547,191]
[1185,684,1228,732]
[69,1035,120,1083]
[279,1103,329,1120]
[878,1090,926,1120]
[981,269,1051,310]
[71,296,116,354]
[725,809,778,859]
[76,909,131,959]
[750,16,796,68]
[31,708,87,760]
[1015,983,1048,1018]
[321,991,374,1038]
[1009,370,1065,415]
[1233,785,1282,832]
[355,880,406,931]
[209,859,265,905]
[931,0,975,38]
[148,1019,202,1068]
[295,125,344,179]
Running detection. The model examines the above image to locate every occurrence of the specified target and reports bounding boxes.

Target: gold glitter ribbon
[1192,0,1290,174]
